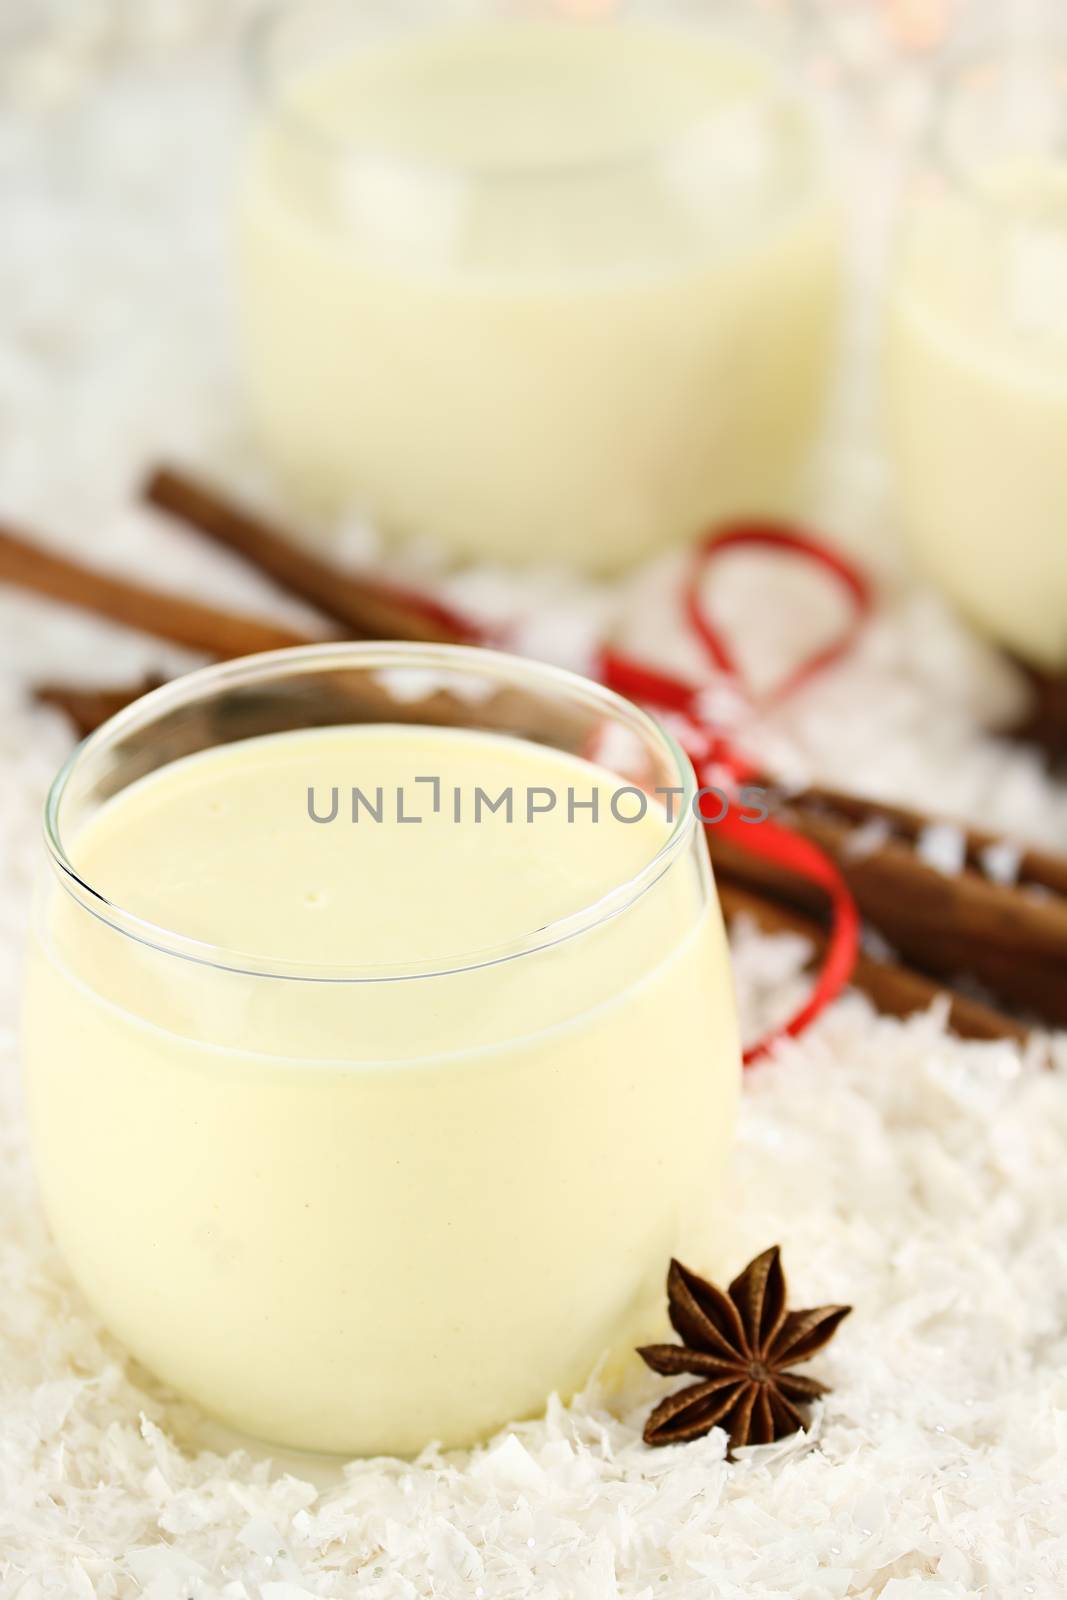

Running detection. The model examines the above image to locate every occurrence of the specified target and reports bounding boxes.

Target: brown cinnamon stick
[0,524,316,658]
[717,877,1031,1045]
[36,677,165,737]
[786,806,1066,954]
[798,780,1067,899]
[144,465,477,647]
[734,793,1067,1027]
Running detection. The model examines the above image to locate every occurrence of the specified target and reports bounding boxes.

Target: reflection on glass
[887,44,1067,669]
[238,1,840,570]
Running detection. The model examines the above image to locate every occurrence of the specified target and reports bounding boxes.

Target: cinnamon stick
[1009,659,1067,767]
[31,669,592,756]
[144,465,477,647]
[36,677,165,738]
[0,524,316,658]
[783,805,1067,956]
[797,780,1067,899]
[715,791,1067,1027]
[717,877,1031,1045]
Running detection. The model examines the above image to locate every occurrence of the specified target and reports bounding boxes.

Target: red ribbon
[600,521,873,1064]
[387,519,873,1064]
[684,521,873,705]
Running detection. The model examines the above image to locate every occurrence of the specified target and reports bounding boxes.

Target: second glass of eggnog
[886,44,1067,670]
[23,644,740,1457]
[237,1,840,570]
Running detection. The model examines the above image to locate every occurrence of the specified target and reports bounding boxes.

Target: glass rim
[925,34,1067,209]
[243,0,803,186]
[43,642,701,985]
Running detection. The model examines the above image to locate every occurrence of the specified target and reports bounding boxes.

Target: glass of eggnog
[237,0,840,571]
[886,41,1067,671]
[23,643,740,1457]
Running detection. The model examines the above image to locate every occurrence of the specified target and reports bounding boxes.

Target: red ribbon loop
[685,521,874,706]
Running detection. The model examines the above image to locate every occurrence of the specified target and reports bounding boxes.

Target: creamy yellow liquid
[887,161,1067,669]
[24,725,739,1455]
[238,21,839,570]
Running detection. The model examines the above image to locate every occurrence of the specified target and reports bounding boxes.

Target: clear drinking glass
[23,643,740,1457]
[237,0,840,571]
[885,40,1067,670]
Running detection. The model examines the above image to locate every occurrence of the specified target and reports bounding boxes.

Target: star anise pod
[637,1247,850,1453]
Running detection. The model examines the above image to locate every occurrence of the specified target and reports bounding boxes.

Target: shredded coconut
[916,823,968,877]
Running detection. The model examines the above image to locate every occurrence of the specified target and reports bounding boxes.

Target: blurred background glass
[885,15,1067,670]
[237,0,841,571]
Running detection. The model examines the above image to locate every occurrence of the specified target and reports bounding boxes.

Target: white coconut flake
[860,923,898,963]
[371,666,496,706]
[845,815,893,859]
[916,822,968,877]
[980,839,1023,887]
